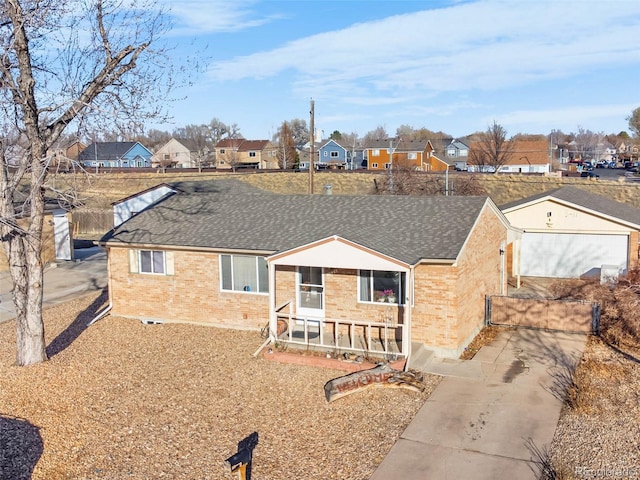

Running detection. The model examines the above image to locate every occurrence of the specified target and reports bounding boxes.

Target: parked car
[580,171,599,178]
[596,160,607,168]
[607,161,618,168]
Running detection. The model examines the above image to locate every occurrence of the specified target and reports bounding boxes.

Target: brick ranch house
[99,181,520,360]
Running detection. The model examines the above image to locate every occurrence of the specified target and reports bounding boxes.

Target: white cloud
[168,0,282,34]
[205,0,640,100]
[493,104,638,133]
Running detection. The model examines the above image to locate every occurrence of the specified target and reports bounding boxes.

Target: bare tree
[375,169,486,196]
[0,0,176,366]
[362,125,389,146]
[570,127,605,163]
[469,121,515,173]
[208,117,230,144]
[341,132,361,170]
[285,118,309,146]
[275,121,296,169]
[627,107,640,138]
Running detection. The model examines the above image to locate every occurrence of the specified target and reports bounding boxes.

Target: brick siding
[108,204,506,357]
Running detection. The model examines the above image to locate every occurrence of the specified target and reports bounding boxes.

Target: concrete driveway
[0,246,107,323]
[370,328,587,480]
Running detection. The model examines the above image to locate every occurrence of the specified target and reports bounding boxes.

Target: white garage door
[520,233,628,278]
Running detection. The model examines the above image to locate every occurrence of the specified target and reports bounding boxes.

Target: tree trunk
[6,228,47,366]
[323,364,425,402]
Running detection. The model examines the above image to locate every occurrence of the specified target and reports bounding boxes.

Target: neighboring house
[443,139,470,171]
[78,142,153,168]
[467,139,551,174]
[296,141,321,170]
[498,140,551,174]
[317,139,364,170]
[100,180,519,360]
[214,139,279,170]
[1,198,74,271]
[502,186,640,280]
[46,140,87,171]
[152,138,213,169]
[363,139,436,171]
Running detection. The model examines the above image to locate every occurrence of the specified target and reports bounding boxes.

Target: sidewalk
[370,328,587,479]
[0,247,107,323]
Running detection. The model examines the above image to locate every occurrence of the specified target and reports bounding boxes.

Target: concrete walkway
[0,247,107,323]
[370,328,587,480]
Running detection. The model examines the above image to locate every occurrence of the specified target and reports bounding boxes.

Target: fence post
[592,303,601,335]
[485,295,492,326]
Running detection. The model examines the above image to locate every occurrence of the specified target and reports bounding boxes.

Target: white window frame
[138,250,166,275]
[372,149,380,157]
[358,270,405,305]
[371,162,378,168]
[249,151,257,157]
[330,151,339,158]
[384,163,391,169]
[220,254,269,294]
[408,152,417,160]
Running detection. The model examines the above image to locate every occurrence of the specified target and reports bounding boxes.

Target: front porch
[267,236,414,361]
[274,303,406,359]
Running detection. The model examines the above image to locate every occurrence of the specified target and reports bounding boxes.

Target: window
[371,163,378,168]
[220,255,268,293]
[249,151,256,157]
[163,154,170,160]
[384,163,391,169]
[372,149,380,157]
[330,151,339,158]
[220,148,226,154]
[140,250,165,274]
[460,149,468,156]
[408,152,417,160]
[323,151,328,157]
[359,270,405,304]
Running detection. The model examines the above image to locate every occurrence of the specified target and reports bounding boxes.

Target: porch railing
[274,307,406,358]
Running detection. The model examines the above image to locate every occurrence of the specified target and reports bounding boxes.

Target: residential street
[0,246,107,324]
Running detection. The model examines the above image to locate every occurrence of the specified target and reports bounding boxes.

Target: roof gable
[501,186,640,228]
[270,236,410,270]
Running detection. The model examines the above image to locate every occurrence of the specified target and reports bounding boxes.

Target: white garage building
[502,187,640,279]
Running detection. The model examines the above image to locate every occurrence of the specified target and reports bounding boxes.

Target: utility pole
[309,99,315,194]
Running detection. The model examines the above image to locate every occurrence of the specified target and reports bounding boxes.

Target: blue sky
[159,0,640,140]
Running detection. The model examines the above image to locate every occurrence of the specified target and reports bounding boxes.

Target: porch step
[407,342,434,371]
[407,342,484,379]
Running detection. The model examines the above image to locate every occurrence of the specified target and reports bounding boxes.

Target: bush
[549,267,640,351]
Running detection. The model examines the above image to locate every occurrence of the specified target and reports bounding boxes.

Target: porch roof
[102,180,491,265]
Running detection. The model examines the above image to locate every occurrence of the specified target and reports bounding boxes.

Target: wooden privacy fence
[72,210,114,236]
[486,296,599,334]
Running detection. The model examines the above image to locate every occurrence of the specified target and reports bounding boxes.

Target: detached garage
[502,187,640,279]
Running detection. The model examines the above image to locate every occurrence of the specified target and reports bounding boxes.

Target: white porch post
[268,261,277,341]
[403,266,414,363]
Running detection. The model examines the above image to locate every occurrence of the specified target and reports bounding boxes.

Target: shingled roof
[501,186,640,227]
[102,182,494,265]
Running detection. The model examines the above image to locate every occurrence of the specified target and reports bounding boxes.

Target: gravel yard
[549,337,640,479]
[0,292,438,479]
